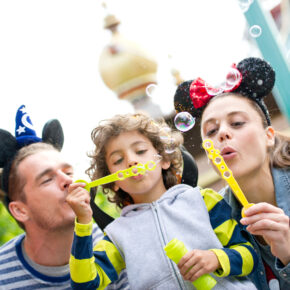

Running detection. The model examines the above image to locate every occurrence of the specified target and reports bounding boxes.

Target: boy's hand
[66,183,92,224]
[178,249,220,282]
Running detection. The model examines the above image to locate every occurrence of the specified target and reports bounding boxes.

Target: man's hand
[66,183,92,224]
[178,249,220,282]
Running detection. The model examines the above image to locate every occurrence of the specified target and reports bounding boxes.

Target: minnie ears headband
[174,57,275,125]
[0,105,64,204]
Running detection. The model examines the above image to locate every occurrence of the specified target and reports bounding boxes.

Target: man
[0,106,128,289]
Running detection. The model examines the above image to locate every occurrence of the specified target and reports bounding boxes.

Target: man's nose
[58,171,73,189]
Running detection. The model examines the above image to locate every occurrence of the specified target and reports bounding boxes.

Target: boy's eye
[66,172,74,177]
[206,128,217,137]
[113,158,123,165]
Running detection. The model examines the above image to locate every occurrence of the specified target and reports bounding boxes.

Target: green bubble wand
[75,160,157,191]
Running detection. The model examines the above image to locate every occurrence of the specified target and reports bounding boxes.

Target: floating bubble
[145,84,158,97]
[238,0,253,13]
[257,79,263,86]
[153,154,162,163]
[223,67,242,91]
[163,137,176,154]
[165,145,176,154]
[160,135,171,142]
[249,25,262,38]
[205,85,224,96]
[174,112,196,132]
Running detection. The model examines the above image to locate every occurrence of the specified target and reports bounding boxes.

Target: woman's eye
[231,121,245,127]
[136,149,147,155]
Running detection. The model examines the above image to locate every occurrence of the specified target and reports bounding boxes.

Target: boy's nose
[128,160,138,168]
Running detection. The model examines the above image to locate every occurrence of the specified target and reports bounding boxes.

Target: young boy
[67,113,257,289]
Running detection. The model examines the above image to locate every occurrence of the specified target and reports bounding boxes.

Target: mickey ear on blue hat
[42,119,64,150]
[15,105,42,148]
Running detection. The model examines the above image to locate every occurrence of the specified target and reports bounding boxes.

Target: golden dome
[99,17,158,101]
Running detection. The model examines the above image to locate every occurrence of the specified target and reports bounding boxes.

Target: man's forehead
[19,149,72,175]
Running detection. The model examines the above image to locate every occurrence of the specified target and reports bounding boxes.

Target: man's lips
[221,147,237,160]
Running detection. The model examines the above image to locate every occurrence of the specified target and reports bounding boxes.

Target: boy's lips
[221,146,237,160]
[132,174,144,180]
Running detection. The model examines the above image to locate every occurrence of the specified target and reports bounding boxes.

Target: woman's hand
[66,183,92,224]
[241,202,290,265]
[178,249,220,282]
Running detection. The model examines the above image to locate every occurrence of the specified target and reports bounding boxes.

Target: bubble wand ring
[202,139,254,217]
[75,161,156,192]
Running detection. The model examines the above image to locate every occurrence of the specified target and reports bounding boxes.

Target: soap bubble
[174,112,196,132]
[153,154,162,164]
[162,137,176,154]
[165,144,176,154]
[238,0,253,13]
[223,67,242,91]
[205,85,224,96]
[145,84,158,97]
[249,25,262,38]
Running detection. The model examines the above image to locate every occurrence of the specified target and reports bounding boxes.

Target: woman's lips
[221,147,237,160]
[222,152,237,160]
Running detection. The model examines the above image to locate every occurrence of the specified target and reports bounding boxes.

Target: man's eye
[42,178,52,184]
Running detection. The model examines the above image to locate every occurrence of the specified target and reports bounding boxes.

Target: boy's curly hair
[86,113,184,209]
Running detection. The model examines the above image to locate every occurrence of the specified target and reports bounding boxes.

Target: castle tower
[98,13,162,118]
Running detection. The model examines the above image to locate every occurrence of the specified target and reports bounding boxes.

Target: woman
[174,57,290,290]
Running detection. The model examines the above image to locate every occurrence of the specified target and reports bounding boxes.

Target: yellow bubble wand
[75,161,157,191]
[202,139,254,217]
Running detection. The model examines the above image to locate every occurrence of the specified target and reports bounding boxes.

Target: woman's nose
[218,126,232,142]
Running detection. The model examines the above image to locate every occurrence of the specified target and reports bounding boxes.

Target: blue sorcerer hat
[0,105,64,207]
[15,105,42,147]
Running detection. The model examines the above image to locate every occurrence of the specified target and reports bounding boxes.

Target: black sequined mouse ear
[42,119,64,151]
[0,129,17,168]
[235,57,275,100]
[174,80,194,114]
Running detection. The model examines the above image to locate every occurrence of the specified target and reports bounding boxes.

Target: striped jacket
[70,184,258,289]
[0,224,129,290]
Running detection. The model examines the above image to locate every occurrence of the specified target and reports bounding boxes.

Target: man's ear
[9,201,29,223]
[265,126,275,148]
